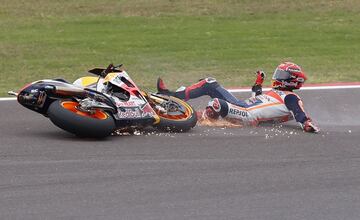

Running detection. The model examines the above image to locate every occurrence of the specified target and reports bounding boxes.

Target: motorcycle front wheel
[149,94,197,132]
[47,100,116,138]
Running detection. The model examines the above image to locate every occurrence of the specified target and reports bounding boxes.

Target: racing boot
[157,77,175,96]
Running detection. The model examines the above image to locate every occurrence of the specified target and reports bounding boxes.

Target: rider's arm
[284,93,320,133]
[284,94,307,123]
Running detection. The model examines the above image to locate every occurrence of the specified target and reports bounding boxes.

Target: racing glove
[252,70,266,96]
[302,119,320,133]
[254,70,266,86]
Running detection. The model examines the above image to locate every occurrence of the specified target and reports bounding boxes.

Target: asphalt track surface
[0,88,359,220]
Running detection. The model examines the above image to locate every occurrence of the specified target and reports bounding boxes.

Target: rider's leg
[157,77,214,100]
[157,77,250,107]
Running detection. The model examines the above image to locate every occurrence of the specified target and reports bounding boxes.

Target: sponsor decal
[116,101,136,107]
[287,67,301,72]
[117,108,142,118]
[296,77,305,83]
[104,73,118,82]
[256,95,271,103]
[276,90,285,96]
[245,97,259,105]
[228,108,249,117]
[140,103,155,117]
[283,81,297,87]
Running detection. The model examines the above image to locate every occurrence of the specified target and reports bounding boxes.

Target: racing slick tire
[150,94,197,132]
[47,100,116,138]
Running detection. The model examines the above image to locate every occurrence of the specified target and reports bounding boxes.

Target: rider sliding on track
[156,62,320,133]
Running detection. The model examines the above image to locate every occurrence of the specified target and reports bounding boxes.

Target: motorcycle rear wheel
[47,100,116,138]
[150,94,197,132]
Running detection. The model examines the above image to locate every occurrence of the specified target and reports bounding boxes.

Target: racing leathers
[157,76,319,133]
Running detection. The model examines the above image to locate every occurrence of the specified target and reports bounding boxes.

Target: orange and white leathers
[218,90,301,125]
[158,77,310,125]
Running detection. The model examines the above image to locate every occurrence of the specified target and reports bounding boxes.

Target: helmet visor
[272,68,291,80]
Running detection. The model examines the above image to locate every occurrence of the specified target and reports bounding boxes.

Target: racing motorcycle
[8,64,197,138]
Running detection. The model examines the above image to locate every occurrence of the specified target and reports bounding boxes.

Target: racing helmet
[271,62,307,90]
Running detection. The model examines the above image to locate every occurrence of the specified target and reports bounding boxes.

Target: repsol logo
[229,108,249,117]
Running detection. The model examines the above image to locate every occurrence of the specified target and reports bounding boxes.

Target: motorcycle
[8,64,197,138]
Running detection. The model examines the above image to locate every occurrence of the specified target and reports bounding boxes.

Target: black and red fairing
[18,81,53,115]
[17,79,86,115]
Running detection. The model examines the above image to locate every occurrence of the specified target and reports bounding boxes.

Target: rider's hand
[302,119,320,133]
[252,70,265,96]
[254,70,266,86]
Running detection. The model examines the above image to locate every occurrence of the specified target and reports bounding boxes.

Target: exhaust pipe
[45,85,87,97]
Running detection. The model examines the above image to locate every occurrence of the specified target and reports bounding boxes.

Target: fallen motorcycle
[9,64,197,138]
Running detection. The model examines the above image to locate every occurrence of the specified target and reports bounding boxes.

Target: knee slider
[200,77,219,89]
[204,77,217,83]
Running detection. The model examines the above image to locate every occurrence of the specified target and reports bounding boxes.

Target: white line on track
[228,84,360,93]
[0,97,17,101]
[1,84,360,101]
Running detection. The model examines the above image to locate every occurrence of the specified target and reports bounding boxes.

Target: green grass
[1,0,360,96]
